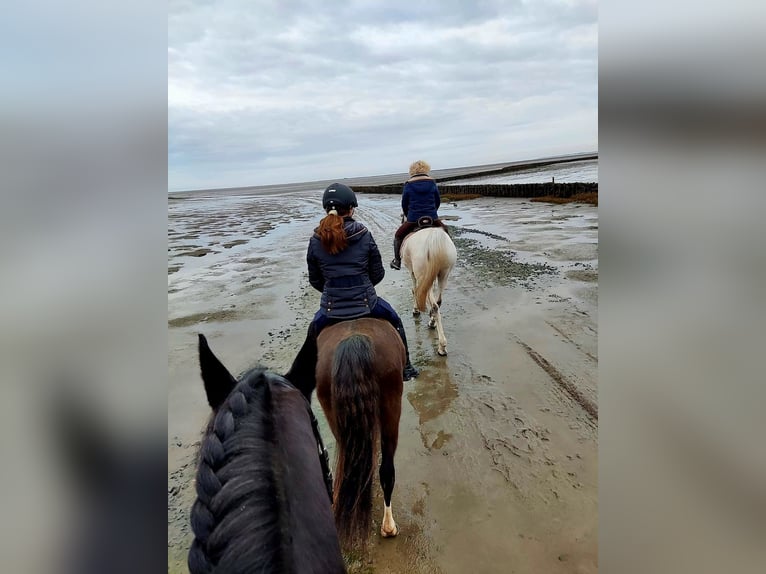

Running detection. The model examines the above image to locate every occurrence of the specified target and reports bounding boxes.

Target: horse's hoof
[412,310,420,316]
[437,348,447,356]
[381,524,400,538]
[428,322,436,329]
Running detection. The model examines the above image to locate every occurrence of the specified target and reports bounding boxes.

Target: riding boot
[392,321,419,380]
[283,322,319,400]
[390,237,402,270]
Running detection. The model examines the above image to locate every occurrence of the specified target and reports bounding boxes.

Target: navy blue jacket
[402,177,440,222]
[307,217,385,319]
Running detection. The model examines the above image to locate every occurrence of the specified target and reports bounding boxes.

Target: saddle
[415,216,436,228]
[411,216,450,237]
[399,215,449,246]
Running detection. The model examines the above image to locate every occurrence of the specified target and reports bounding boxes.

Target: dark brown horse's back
[316,318,404,380]
[315,318,405,548]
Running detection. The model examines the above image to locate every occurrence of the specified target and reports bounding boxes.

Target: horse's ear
[198,334,237,410]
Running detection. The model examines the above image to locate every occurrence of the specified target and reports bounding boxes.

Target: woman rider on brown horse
[285,183,419,399]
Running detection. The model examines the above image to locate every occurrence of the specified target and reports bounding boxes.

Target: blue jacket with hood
[402,176,441,222]
[307,217,385,319]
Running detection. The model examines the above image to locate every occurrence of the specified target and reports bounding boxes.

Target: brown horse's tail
[330,333,379,547]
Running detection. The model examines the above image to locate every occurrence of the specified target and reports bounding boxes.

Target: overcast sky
[168,0,597,191]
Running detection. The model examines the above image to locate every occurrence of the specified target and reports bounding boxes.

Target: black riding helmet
[322,182,358,211]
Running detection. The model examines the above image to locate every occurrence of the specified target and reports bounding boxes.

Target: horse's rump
[315,318,405,547]
[316,319,405,380]
[403,228,457,312]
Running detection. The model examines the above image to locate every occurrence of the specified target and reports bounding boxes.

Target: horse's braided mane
[188,368,291,574]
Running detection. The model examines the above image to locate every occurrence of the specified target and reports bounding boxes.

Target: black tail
[331,334,379,547]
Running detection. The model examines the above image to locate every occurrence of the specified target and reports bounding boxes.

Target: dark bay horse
[315,318,405,547]
[188,334,346,574]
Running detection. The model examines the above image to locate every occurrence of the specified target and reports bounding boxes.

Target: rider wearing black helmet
[285,182,419,399]
[322,181,358,210]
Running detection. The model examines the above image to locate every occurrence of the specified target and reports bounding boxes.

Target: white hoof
[437,348,448,356]
[381,524,400,538]
[381,504,398,538]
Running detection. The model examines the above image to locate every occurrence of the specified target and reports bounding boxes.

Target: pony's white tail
[414,231,450,311]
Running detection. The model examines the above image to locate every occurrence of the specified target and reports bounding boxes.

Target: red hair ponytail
[316,209,349,254]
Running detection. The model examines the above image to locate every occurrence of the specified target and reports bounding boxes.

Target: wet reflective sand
[168,190,597,573]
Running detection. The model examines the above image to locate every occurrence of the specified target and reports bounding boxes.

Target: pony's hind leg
[433,271,450,354]
[379,399,401,538]
[409,270,420,316]
[436,268,451,308]
[428,289,448,355]
[427,287,438,329]
[433,308,447,355]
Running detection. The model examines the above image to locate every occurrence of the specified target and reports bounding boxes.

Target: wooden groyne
[435,153,598,183]
[353,182,598,199]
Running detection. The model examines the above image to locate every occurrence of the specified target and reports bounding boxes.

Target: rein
[306,402,334,503]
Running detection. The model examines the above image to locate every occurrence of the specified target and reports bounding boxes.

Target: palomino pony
[400,222,457,355]
[315,318,405,547]
[188,334,346,574]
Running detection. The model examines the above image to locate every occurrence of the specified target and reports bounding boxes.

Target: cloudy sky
[168,0,597,191]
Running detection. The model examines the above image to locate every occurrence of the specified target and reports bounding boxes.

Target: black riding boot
[390,237,402,270]
[283,322,319,400]
[392,320,419,381]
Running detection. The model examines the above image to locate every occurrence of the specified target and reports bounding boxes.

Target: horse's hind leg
[379,444,398,538]
[432,271,451,355]
[427,283,439,329]
[436,269,451,308]
[431,305,447,355]
[409,270,420,316]
[379,396,401,538]
[427,288,448,355]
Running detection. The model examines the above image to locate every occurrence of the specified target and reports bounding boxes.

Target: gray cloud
[169,0,597,190]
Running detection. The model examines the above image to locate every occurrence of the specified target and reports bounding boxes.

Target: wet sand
[168,190,598,573]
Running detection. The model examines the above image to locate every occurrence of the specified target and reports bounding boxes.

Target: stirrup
[390,259,401,270]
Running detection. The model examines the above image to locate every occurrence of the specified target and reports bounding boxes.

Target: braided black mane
[188,368,291,574]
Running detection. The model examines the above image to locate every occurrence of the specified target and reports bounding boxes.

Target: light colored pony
[400,227,457,355]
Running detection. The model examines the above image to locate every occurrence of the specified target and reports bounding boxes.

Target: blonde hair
[409,160,431,177]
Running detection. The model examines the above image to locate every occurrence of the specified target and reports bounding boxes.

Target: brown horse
[315,318,405,548]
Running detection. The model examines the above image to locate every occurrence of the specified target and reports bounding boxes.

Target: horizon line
[168,150,598,195]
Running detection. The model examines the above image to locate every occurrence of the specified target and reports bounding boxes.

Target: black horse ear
[198,334,237,410]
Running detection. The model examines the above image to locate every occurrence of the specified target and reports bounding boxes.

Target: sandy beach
[168,187,598,573]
